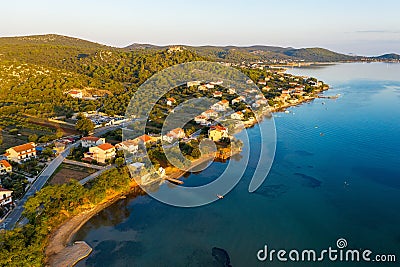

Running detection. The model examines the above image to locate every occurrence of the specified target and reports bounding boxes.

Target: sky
[1,0,400,56]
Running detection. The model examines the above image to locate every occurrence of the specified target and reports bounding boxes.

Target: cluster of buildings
[0,142,39,209]
[81,136,116,164]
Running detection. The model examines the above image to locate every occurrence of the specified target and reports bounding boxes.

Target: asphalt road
[1,144,77,230]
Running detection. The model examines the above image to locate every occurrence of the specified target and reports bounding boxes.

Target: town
[0,64,328,229]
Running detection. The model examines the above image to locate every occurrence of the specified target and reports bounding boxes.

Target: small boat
[284,110,290,114]
[217,194,224,199]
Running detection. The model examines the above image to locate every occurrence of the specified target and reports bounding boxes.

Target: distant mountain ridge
[0,34,398,63]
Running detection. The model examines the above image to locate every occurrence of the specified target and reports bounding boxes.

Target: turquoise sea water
[74,63,400,267]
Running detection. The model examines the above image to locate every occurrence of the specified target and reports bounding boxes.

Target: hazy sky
[1,0,400,55]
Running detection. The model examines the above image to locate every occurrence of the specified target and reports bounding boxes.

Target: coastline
[45,184,141,266]
[45,87,330,266]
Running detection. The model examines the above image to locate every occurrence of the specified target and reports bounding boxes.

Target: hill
[374,53,400,60]
[125,43,355,62]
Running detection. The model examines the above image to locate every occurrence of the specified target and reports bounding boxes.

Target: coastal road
[1,143,78,230]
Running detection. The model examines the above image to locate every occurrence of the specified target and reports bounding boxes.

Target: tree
[28,134,39,142]
[75,118,94,135]
[115,157,125,168]
[191,148,201,159]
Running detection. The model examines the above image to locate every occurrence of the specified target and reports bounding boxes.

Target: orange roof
[138,135,152,142]
[69,90,81,94]
[9,142,36,153]
[96,143,114,151]
[210,125,227,131]
[167,97,176,102]
[220,99,229,104]
[171,128,184,134]
[81,136,100,142]
[0,160,11,168]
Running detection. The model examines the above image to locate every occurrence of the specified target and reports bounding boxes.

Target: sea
[74,62,400,267]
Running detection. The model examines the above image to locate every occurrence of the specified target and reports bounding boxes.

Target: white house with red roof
[84,143,116,164]
[231,111,244,120]
[211,100,230,111]
[0,160,12,175]
[213,91,223,98]
[81,136,106,148]
[68,90,83,99]
[115,139,140,154]
[162,128,186,143]
[6,142,36,163]
[194,115,208,125]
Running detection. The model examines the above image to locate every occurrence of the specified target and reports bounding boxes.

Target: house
[0,188,13,206]
[252,99,268,108]
[187,81,201,87]
[53,142,66,154]
[168,128,185,139]
[84,143,116,164]
[231,111,244,120]
[205,83,215,89]
[211,100,230,112]
[262,86,271,92]
[257,80,267,85]
[81,136,106,148]
[194,115,208,125]
[166,97,176,106]
[0,160,12,175]
[6,142,36,163]
[228,88,236,94]
[115,139,140,154]
[202,109,218,119]
[198,85,208,91]
[136,134,156,144]
[68,90,83,99]
[232,96,246,105]
[213,91,223,98]
[162,128,185,143]
[208,125,228,141]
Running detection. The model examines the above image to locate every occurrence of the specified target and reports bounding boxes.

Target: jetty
[317,94,340,99]
[164,177,184,185]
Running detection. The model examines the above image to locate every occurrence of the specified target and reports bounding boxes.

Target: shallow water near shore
[74,63,400,266]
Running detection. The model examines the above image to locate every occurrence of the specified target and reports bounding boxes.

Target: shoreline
[45,88,330,266]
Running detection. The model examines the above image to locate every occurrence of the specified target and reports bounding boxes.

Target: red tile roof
[96,143,114,151]
[138,135,152,142]
[0,160,11,168]
[81,136,100,142]
[210,125,227,131]
[9,142,36,153]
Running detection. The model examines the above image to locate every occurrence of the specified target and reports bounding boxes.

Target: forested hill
[0,34,205,123]
[126,43,356,62]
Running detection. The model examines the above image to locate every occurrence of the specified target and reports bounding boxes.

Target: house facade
[115,139,139,154]
[0,188,13,206]
[0,160,12,175]
[6,142,37,163]
[208,125,228,141]
[84,143,116,163]
[81,136,106,148]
